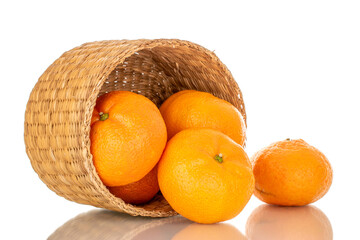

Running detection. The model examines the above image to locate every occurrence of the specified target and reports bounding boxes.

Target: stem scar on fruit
[214,153,223,163]
[99,112,109,121]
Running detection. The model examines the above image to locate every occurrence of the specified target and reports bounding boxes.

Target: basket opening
[98,46,243,111]
[92,43,245,214]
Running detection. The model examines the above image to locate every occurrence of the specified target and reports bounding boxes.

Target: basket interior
[99,46,244,111]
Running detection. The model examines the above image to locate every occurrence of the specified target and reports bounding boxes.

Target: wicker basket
[24,39,246,217]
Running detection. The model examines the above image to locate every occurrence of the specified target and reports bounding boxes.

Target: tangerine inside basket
[24,39,246,217]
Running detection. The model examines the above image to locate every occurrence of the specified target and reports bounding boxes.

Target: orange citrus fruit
[246,204,333,240]
[108,165,159,205]
[158,128,254,224]
[252,139,333,206]
[90,91,167,187]
[159,90,246,145]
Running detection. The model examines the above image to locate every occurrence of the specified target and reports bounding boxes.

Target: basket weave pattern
[24,39,246,217]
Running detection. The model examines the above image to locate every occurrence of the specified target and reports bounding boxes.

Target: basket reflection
[48,210,245,240]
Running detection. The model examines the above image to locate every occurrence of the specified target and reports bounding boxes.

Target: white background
[1,0,359,239]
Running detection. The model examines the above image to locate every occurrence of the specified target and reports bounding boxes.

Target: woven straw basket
[24,39,246,217]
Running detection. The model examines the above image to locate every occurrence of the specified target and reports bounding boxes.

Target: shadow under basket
[24,39,246,217]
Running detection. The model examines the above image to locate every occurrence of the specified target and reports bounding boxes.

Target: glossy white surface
[1,0,359,239]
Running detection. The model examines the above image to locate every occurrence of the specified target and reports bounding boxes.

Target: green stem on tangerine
[99,112,109,121]
[214,153,223,163]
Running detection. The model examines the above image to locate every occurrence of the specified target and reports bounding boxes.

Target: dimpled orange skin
[159,90,246,146]
[158,128,254,224]
[90,91,167,187]
[108,165,159,205]
[252,139,333,206]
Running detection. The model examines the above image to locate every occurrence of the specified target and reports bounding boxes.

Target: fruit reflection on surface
[48,210,191,240]
[172,223,247,240]
[48,210,245,240]
[246,205,333,240]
